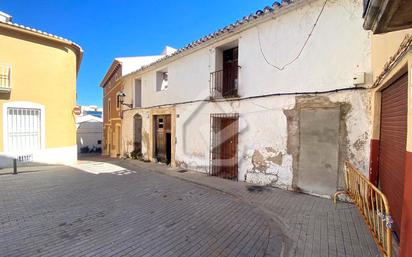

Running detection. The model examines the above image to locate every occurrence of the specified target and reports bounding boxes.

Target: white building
[105,0,373,198]
[79,105,103,118]
[76,107,103,154]
[76,115,103,154]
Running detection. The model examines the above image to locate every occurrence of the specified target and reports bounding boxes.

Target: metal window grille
[210,113,239,180]
[7,108,41,154]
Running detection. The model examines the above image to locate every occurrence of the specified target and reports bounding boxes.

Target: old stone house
[101,0,412,254]
[100,50,174,157]
[105,0,372,198]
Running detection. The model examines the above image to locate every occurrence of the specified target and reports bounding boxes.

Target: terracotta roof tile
[0,20,82,52]
[125,0,300,78]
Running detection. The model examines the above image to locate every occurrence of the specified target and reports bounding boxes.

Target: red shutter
[379,73,408,237]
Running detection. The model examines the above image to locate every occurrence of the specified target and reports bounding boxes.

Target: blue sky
[2,0,274,107]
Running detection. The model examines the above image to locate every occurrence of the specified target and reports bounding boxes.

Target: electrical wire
[257,0,328,71]
[124,85,368,112]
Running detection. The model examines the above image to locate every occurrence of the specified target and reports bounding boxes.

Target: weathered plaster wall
[120,0,373,193]
[121,109,151,160]
[127,0,371,108]
[172,90,372,191]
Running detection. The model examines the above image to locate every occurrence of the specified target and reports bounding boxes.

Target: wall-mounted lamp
[117,91,133,108]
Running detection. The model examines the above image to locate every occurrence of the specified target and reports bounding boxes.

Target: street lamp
[116,91,133,108]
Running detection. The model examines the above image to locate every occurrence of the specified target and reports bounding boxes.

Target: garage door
[379,73,408,237]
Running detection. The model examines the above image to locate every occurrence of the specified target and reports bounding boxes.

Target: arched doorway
[134,114,143,156]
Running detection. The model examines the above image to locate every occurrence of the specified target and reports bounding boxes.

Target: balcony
[210,67,239,99]
[0,65,11,93]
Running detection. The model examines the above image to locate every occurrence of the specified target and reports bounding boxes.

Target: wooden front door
[379,73,408,238]
[154,115,171,164]
[222,47,238,97]
[211,115,238,180]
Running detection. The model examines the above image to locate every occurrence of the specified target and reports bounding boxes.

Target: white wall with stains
[120,0,373,192]
[172,89,372,190]
[125,0,370,106]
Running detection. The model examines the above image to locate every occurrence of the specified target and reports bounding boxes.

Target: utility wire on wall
[257,0,328,71]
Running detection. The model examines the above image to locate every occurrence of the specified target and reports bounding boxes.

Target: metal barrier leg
[333,191,346,204]
[13,159,17,175]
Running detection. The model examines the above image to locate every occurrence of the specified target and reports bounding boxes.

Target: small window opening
[156,69,169,91]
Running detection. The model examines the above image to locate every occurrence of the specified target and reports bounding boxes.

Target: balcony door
[222,47,238,97]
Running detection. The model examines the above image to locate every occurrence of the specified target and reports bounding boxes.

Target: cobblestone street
[0,162,282,257]
[0,158,380,257]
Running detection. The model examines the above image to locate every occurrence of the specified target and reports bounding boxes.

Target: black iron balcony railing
[210,67,239,99]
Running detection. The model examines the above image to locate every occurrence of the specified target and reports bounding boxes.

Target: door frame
[153,114,171,164]
[210,113,239,180]
[149,108,176,167]
[296,106,341,196]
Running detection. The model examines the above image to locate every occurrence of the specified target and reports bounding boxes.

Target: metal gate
[379,72,408,237]
[6,108,41,155]
[210,114,238,180]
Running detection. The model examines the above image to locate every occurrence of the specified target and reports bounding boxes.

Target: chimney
[161,46,177,56]
[0,11,12,22]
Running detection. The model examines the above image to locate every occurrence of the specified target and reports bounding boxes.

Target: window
[3,102,46,156]
[116,93,121,109]
[7,108,41,153]
[134,79,142,108]
[97,140,102,145]
[156,69,169,91]
[108,99,111,119]
[158,118,164,128]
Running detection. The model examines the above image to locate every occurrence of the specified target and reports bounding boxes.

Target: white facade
[76,114,103,153]
[118,0,373,196]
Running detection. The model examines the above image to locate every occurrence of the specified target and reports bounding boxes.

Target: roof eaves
[372,34,412,88]
[124,0,305,79]
[0,20,83,73]
[100,60,121,88]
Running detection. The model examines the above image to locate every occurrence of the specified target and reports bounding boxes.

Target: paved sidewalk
[102,157,381,257]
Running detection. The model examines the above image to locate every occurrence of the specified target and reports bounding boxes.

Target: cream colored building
[0,12,83,167]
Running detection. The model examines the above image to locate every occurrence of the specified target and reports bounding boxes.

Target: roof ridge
[116,55,163,60]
